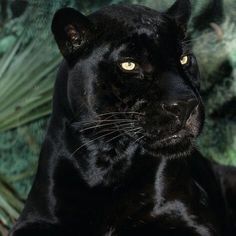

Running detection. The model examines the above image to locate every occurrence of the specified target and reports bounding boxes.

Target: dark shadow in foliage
[201,60,233,97]
[75,0,117,12]
[192,0,224,31]
[11,0,28,18]
[200,60,234,159]
[0,0,8,22]
[211,98,236,120]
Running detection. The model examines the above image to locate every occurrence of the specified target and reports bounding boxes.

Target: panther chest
[53,173,216,236]
[53,156,221,235]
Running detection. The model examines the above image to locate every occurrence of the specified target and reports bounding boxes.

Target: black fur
[10,1,236,235]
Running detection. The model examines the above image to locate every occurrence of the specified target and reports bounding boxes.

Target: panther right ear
[166,0,191,37]
[51,7,94,61]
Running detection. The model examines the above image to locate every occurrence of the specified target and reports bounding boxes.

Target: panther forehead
[89,4,170,39]
[90,4,164,23]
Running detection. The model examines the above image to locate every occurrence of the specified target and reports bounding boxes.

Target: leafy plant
[0,38,61,132]
[0,34,61,232]
[0,175,24,234]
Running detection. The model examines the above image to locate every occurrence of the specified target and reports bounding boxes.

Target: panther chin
[141,129,196,158]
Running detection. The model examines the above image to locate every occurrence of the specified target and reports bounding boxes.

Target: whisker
[95,112,143,123]
[79,121,136,132]
[96,111,144,117]
[133,129,143,136]
[123,127,142,135]
[91,123,139,135]
[74,119,137,126]
[105,127,143,143]
[104,132,126,143]
[133,135,145,144]
[70,130,120,158]
[123,129,143,139]
[118,127,142,134]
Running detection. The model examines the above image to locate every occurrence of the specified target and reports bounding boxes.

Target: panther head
[51,0,204,160]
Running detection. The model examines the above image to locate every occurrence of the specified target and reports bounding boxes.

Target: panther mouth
[143,129,195,149]
[159,130,194,143]
[159,132,185,143]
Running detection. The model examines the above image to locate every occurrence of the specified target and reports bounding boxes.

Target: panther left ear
[51,7,94,61]
[166,0,191,36]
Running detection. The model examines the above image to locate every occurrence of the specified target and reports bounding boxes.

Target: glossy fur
[10,1,236,235]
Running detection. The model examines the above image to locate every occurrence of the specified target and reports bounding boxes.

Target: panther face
[52,0,204,159]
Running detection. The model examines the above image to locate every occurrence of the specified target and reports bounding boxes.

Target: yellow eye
[120,61,136,71]
[180,55,189,65]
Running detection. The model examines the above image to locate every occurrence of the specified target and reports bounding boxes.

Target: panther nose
[161,98,198,123]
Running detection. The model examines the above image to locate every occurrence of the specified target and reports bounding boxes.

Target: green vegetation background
[0,0,235,234]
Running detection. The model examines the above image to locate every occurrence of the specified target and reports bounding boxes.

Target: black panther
[10,0,236,235]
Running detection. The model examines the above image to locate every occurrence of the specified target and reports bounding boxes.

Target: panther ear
[166,0,191,36]
[51,7,94,60]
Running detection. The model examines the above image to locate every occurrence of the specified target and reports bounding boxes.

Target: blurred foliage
[0,40,60,131]
[0,0,235,233]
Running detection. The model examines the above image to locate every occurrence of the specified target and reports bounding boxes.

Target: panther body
[10,1,236,235]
